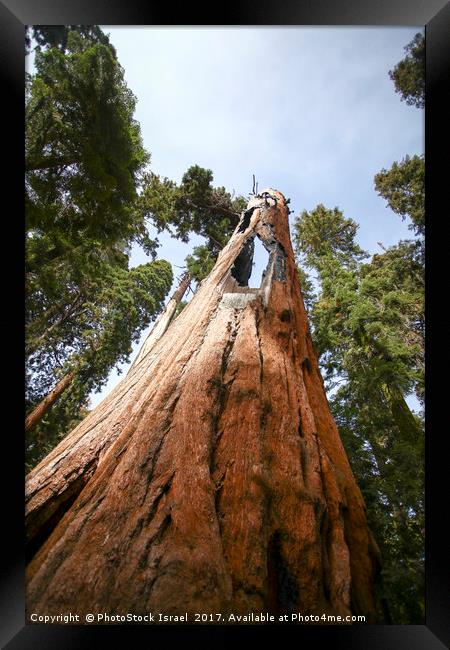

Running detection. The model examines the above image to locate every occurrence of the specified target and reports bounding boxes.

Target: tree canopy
[25,26,173,469]
[293,204,368,268]
[293,203,424,624]
[26,30,150,249]
[388,33,425,109]
[374,154,425,243]
[25,25,115,57]
[139,165,246,283]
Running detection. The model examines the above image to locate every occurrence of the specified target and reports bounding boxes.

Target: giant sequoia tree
[26,190,380,622]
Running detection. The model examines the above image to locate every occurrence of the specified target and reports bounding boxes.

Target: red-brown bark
[129,271,191,372]
[26,190,380,623]
[25,274,191,553]
[25,371,75,433]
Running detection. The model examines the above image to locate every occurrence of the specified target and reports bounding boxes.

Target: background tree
[25,30,151,249]
[293,204,424,623]
[25,25,115,56]
[25,26,172,469]
[374,154,425,267]
[26,259,172,470]
[139,165,247,283]
[388,33,425,109]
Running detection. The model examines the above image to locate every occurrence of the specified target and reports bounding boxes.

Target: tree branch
[26,155,80,173]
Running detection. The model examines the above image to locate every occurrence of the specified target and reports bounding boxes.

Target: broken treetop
[220,188,290,305]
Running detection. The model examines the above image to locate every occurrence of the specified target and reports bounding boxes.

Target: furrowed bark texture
[129,271,191,372]
[26,190,380,622]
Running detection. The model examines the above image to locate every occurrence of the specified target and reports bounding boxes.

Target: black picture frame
[2,0,449,647]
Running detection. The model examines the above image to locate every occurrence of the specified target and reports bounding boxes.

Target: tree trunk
[356,329,422,444]
[25,371,75,433]
[26,155,80,172]
[26,190,380,623]
[26,291,85,356]
[129,271,191,372]
[382,383,423,443]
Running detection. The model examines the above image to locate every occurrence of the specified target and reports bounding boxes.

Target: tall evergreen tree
[293,205,424,623]
[26,30,150,248]
[374,154,425,270]
[25,26,172,468]
[26,259,173,470]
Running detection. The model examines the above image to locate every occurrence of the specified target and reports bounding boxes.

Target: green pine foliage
[26,30,150,248]
[25,25,115,56]
[388,33,425,109]
[139,165,246,283]
[293,202,424,623]
[296,266,316,313]
[174,300,188,318]
[374,155,425,239]
[294,204,368,268]
[186,246,217,283]
[26,259,172,471]
[26,26,173,470]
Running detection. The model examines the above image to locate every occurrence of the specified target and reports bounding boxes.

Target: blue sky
[84,26,424,408]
